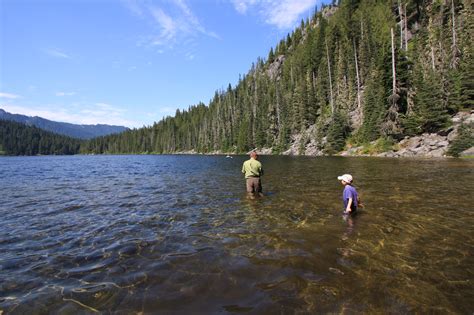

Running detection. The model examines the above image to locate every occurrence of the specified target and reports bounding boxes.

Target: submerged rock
[329,267,344,275]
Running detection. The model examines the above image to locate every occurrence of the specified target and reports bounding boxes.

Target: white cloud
[43,48,72,59]
[80,102,127,119]
[0,92,21,99]
[266,0,317,28]
[124,0,219,53]
[55,91,76,96]
[185,52,195,60]
[231,0,258,14]
[1,103,141,128]
[173,0,220,39]
[150,6,177,43]
[232,0,318,29]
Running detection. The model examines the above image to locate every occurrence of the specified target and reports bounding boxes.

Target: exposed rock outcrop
[267,55,286,80]
[283,111,474,158]
[221,112,472,158]
[355,111,473,158]
[460,147,474,157]
[283,125,324,156]
[321,6,338,19]
[379,133,449,158]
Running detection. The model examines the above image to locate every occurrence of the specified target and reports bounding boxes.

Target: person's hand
[345,208,351,213]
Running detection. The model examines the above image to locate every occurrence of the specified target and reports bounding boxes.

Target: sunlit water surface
[0,155,473,314]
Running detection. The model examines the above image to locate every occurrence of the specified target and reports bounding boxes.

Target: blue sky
[1,0,324,128]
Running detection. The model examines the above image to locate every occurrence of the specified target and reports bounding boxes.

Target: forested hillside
[0,120,82,155]
[0,109,128,139]
[82,0,473,155]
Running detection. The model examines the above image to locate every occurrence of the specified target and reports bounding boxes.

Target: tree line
[3,0,473,156]
[0,120,81,155]
[81,0,473,155]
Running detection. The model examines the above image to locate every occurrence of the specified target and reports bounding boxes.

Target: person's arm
[242,163,246,174]
[346,198,353,213]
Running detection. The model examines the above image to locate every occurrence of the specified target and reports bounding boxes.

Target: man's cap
[337,174,353,183]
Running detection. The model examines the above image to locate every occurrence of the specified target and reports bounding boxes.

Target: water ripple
[0,155,473,313]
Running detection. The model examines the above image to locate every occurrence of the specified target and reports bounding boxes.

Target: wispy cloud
[184,52,195,60]
[232,0,319,29]
[173,0,219,39]
[150,6,177,44]
[1,103,141,128]
[123,0,219,53]
[232,0,258,14]
[80,102,127,118]
[0,92,21,99]
[55,91,76,96]
[43,48,72,59]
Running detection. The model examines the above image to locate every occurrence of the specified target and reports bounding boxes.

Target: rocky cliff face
[274,111,474,158]
[376,111,474,158]
[266,55,286,81]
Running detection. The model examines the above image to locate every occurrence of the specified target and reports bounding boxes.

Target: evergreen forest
[0,120,82,155]
[3,0,474,156]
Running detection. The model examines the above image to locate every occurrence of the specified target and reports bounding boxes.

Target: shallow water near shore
[1,155,473,313]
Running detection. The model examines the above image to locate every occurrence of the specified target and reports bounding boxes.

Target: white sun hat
[337,174,353,183]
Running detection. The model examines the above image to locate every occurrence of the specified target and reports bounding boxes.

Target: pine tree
[415,70,451,133]
[268,47,275,63]
[325,110,350,153]
[60,0,472,156]
[447,123,474,157]
[357,69,385,143]
[459,51,474,110]
[237,119,250,153]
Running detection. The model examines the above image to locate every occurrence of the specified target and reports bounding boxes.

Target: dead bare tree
[384,28,401,136]
[353,39,361,110]
[431,46,436,70]
[451,0,460,68]
[404,3,408,51]
[325,39,334,115]
[399,0,404,49]
[391,28,397,96]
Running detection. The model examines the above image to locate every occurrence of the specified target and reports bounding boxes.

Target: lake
[0,155,473,313]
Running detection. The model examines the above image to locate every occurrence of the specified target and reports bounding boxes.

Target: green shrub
[448,123,474,157]
[360,137,395,155]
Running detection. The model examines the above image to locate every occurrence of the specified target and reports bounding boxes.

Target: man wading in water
[242,151,264,199]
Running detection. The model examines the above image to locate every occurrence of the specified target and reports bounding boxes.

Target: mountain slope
[68,1,474,155]
[0,119,82,155]
[0,109,128,139]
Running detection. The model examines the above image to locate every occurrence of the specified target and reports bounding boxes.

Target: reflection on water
[0,155,473,313]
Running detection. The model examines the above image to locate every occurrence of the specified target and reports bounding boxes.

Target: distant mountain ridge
[0,109,128,139]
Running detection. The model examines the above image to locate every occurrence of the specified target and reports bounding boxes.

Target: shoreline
[2,152,472,159]
[2,112,472,158]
